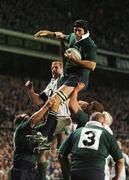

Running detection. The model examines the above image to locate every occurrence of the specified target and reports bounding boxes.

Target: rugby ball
[66,48,82,60]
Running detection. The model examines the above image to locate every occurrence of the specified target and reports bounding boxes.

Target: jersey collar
[81,31,90,40]
[86,121,103,128]
[75,31,90,44]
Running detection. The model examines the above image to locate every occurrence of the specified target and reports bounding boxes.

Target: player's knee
[50,90,68,112]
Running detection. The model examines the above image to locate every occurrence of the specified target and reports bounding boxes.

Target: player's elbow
[69,101,79,114]
[91,62,96,71]
[32,96,44,106]
[117,158,124,166]
[69,100,75,111]
[115,158,124,171]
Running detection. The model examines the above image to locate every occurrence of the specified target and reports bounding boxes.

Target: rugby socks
[59,156,70,180]
[37,161,48,180]
[41,111,58,141]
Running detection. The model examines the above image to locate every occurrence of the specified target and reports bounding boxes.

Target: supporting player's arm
[69,82,85,113]
[30,97,55,128]
[25,80,44,105]
[113,158,124,180]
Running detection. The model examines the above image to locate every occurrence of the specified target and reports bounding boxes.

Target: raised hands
[30,96,56,127]
[25,80,34,92]
[54,32,65,39]
[74,82,85,93]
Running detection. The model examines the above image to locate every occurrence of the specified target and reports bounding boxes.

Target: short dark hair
[74,19,89,32]
[85,101,104,115]
[14,113,29,126]
[91,101,104,112]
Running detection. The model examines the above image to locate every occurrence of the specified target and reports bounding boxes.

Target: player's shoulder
[71,126,83,135]
[65,33,75,41]
[84,37,96,48]
[16,118,31,131]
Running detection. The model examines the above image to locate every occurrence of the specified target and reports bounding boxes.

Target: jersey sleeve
[39,91,48,102]
[59,132,74,156]
[18,119,31,131]
[86,42,97,62]
[64,34,70,42]
[64,33,74,44]
[74,110,89,128]
[107,133,123,161]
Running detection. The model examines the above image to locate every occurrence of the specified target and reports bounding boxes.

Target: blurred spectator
[0,0,129,54]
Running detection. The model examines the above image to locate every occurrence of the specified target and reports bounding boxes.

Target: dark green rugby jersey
[59,121,123,172]
[74,109,89,128]
[13,119,36,165]
[64,33,97,79]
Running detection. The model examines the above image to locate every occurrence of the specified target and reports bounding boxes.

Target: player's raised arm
[34,30,67,40]
[34,30,55,38]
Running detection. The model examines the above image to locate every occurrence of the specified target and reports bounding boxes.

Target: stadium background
[0,0,129,179]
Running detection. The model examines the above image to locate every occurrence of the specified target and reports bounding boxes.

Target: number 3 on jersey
[78,128,102,150]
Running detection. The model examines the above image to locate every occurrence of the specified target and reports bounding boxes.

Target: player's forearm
[30,97,55,127]
[35,105,49,119]
[81,60,96,71]
[34,30,55,38]
[27,90,43,105]
[69,58,96,71]
[34,30,66,39]
[69,90,79,113]
[58,155,71,180]
[115,158,124,179]
[41,31,55,36]
[30,105,49,127]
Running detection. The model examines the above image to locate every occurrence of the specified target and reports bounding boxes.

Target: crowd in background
[0,74,129,179]
[0,1,129,178]
[0,0,129,54]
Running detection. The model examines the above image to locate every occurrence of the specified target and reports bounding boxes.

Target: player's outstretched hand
[34,30,55,39]
[25,80,33,91]
[55,32,65,39]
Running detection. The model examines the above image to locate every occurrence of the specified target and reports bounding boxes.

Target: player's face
[51,63,63,79]
[74,27,85,41]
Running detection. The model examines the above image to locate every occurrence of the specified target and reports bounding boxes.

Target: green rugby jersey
[13,119,36,165]
[59,121,123,172]
[74,109,89,128]
[64,33,97,79]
